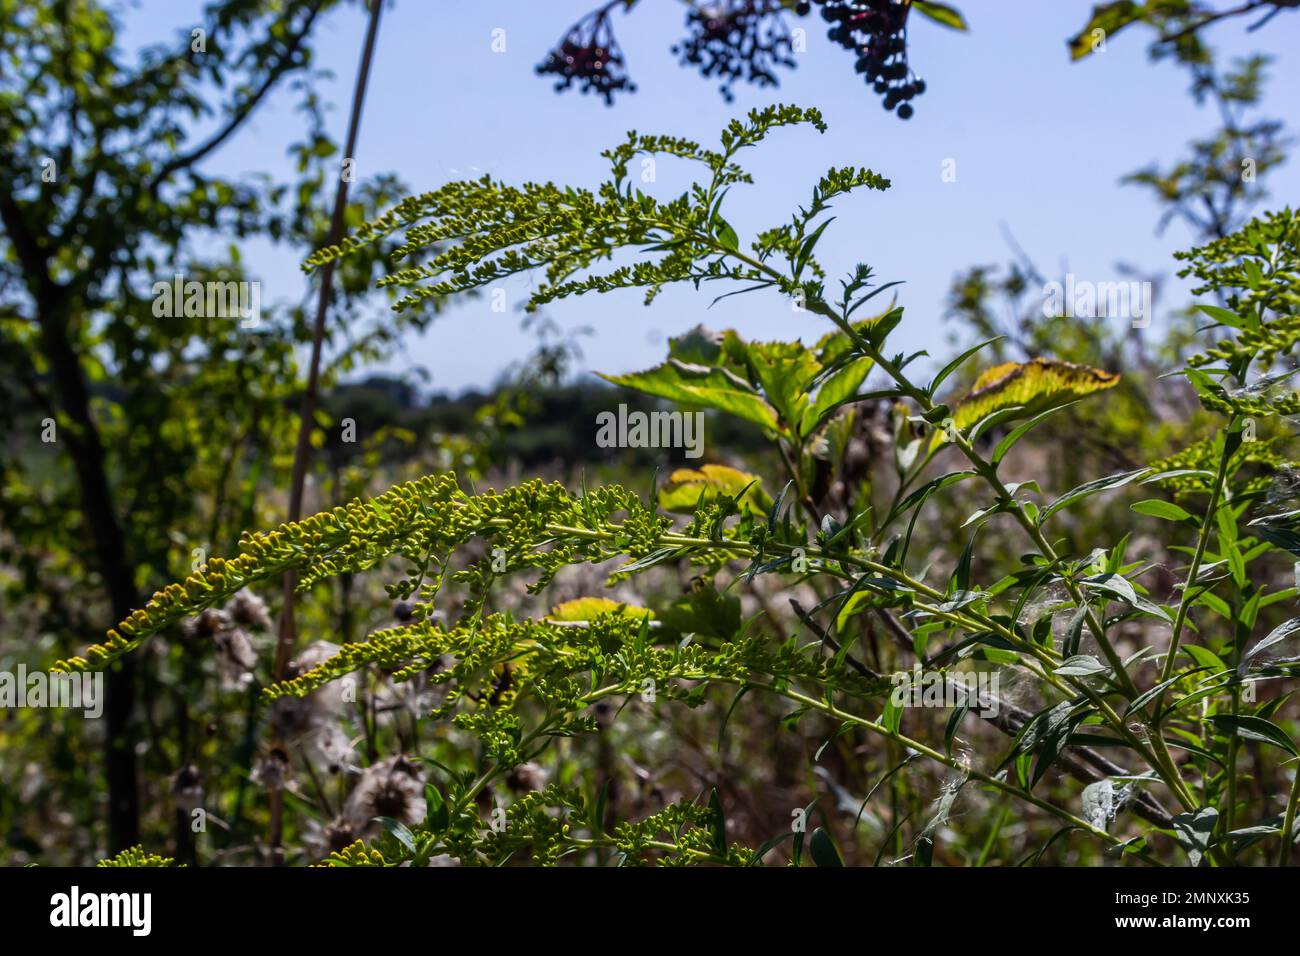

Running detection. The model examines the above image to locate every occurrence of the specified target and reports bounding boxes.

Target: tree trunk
[38,302,140,852]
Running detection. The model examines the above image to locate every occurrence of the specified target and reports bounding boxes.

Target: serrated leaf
[936,358,1119,450]
[599,363,780,433]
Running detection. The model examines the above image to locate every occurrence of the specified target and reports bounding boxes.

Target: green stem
[1156,421,1236,695]
[774,686,1163,865]
[1279,760,1300,866]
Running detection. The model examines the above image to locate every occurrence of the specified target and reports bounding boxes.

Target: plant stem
[270,0,385,856]
[1279,760,1300,866]
[1156,419,1236,695]
[773,686,1163,865]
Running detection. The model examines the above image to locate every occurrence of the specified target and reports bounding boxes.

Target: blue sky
[120,0,1300,393]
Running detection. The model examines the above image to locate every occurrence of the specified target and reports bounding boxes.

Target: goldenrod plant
[61,108,1300,866]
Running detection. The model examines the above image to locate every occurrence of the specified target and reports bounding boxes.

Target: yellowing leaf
[547,597,652,622]
[938,358,1120,447]
[658,463,770,515]
[912,1,969,32]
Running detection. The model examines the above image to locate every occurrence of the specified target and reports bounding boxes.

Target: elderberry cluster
[536,7,636,106]
[804,0,926,118]
[672,1,797,103]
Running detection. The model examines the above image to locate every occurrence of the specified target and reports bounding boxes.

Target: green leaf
[733,337,819,427]
[1083,572,1173,623]
[713,216,739,252]
[1000,700,1088,787]
[1170,807,1218,867]
[659,580,742,639]
[864,307,904,350]
[1055,655,1107,677]
[992,406,1069,465]
[1079,571,1129,602]
[425,785,449,833]
[1131,499,1194,522]
[1241,617,1300,670]
[1039,468,1149,524]
[708,788,728,855]
[1207,714,1300,758]
[809,827,843,867]
[881,690,903,735]
[376,817,418,856]
[1068,2,1144,61]
[1182,644,1227,672]
[927,336,1003,397]
[1125,670,1207,718]
[1197,303,1258,332]
[1020,826,1078,865]
[799,356,874,437]
[599,362,780,434]
[1062,604,1089,657]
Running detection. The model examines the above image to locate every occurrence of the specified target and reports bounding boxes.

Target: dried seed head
[226,588,273,631]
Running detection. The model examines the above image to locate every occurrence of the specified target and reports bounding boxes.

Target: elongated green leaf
[1197,303,1258,332]
[1207,714,1300,758]
[1056,655,1107,677]
[1125,670,1208,718]
[1131,499,1194,522]
[927,335,1003,397]
[1242,617,1300,670]
[376,817,418,856]
[1040,468,1149,523]
[992,405,1070,465]
[708,788,728,855]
